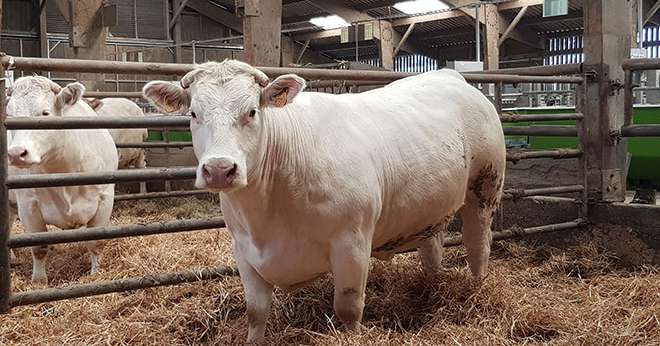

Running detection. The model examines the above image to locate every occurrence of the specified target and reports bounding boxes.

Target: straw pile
[1,197,658,345]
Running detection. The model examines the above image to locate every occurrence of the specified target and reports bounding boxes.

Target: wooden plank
[499,5,528,46]
[483,4,499,70]
[243,0,282,66]
[581,0,631,202]
[376,21,395,70]
[393,23,415,57]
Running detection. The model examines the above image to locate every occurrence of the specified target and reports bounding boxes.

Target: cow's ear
[262,74,305,108]
[55,82,85,109]
[85,98,104,111]
[143,81,190,114]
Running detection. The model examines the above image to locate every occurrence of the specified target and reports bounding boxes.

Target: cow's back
[96,98,148,168]
[276,70,504,253]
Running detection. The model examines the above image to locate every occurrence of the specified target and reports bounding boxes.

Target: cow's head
[7,76,86,168]
[143,60,305,192]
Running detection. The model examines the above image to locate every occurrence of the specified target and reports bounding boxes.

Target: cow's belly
[40,200,99,229]
[232,230,331,289]
[20,189,103,229]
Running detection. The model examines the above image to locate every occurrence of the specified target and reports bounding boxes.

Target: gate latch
[609,79,625,96]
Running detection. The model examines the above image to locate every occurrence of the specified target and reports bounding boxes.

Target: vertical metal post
[624,69,634,126]
[0,64,12,313]
[18,39,24,77]
[46,39,51,79]
[192,40,196,64]
[475,4,481,62]
[638,0,644,49]
[494,82,503,114]
[575,80,589,219]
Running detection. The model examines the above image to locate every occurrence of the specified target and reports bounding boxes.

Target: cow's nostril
[202,164,212,177]
[19,150,28,158]
[227,163,238,178]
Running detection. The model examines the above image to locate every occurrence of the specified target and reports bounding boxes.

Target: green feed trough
[503,105,660,188]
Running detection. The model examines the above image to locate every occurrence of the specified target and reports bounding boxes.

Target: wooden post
[39,3,48,59]
[67,0,107,90]
[172,0,183,63]
[581,0,631,202]
[375,20,395,70]
[243,0,282,66]
[483,4,499,70]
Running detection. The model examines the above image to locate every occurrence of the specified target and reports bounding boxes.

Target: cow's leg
[417,231,444,276]
[83,239,102,275]
[459,201,495,279]
[234,247,273,343]
[85,194,114,275]
[330,233,370,331]
[18,202,49,284]
[8,207,18,263]
[137,150,147,193]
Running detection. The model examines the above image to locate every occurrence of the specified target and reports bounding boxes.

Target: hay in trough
[1,196,658,345]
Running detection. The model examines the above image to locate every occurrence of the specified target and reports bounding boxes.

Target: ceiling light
[309,15,350,29]
[393,0,449,15]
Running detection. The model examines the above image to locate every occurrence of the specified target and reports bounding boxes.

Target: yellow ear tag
[272,90,288,107]
[163,104,178,113]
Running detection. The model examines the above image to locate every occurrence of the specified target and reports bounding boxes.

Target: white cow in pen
[7,76,118,284]
[85,97,148,169]
[144,60,506,342]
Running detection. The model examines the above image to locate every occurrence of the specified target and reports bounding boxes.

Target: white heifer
[7,77,118,284]
[85,98,148,169]
[144,60,506,342]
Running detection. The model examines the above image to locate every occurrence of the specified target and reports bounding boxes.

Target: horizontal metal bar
[503,125,578,136]
[506,149,582,162]
[115,190,211,201]
[115,141,192,148]
[620,125,660,137]
[470,64,582,76]
[500,113,583,122]
[9,266,238,307]
[445,218,586,246]
[621,58,660,71]
[503,185,584,200]
[1,55,416,81]
[9,217,225,248]
[6,167,197,189]
[464,74,583,84]
[1,56,583,84]
[398,218,586,252]
[5,116,190,130]
[83,91,144,98]
[9,218,586,308]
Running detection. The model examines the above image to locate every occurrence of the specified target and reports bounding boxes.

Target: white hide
[143,61,506,342]
[87,98,148,169]
[7,77,118,284]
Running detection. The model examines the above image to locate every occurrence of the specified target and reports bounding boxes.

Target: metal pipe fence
[0,54,609,314]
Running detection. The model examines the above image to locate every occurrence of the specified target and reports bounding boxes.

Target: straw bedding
[1,196,658,345]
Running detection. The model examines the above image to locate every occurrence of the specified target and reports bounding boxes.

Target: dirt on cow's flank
[1,196,658,345]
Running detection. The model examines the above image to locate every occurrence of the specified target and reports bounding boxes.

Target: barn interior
[0,1,659,345]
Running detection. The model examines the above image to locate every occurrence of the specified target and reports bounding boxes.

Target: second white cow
[144,60,506,342]
[86,97,148,169]
[7,77,118,284]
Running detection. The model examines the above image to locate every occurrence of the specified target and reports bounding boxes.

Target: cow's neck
[33,131,85,174]
[230,106,315,210]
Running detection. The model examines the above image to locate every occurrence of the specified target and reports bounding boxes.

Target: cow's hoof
[31,274,48,285]
[343,321,363,333]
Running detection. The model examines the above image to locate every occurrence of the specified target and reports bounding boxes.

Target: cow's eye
[42,110,51,116]
[190,111,197,119]
[249,109,256,118]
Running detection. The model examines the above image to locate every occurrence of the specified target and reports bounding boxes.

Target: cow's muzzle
[200,158,239,190]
